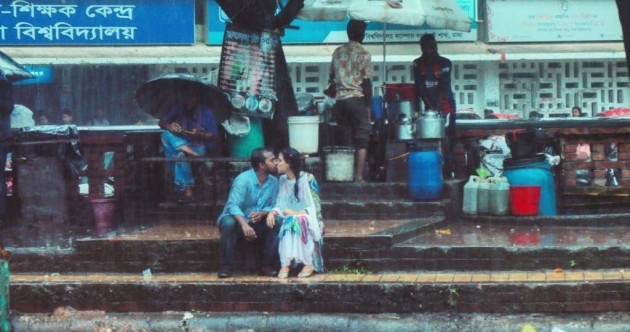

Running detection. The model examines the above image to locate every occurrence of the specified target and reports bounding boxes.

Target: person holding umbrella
[158,90,218,203]
[413,33,456,178]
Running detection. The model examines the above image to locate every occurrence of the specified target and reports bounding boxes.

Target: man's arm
[224,175,247,218]
[190,106,219,141]
[224,174,257,239]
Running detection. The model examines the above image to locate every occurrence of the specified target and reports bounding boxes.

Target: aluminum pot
[395,115,414,140]
[416,110,445,139]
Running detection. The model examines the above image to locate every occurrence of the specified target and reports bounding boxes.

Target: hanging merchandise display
[218,24,279,119]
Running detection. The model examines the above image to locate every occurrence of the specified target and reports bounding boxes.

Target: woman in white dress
[265,147,324,278]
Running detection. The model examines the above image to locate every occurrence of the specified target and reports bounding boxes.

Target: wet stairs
[6,180,630,315]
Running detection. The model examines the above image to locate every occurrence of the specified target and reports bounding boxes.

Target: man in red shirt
[413,34,456,178]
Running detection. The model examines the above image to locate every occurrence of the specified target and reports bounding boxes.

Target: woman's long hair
[280,147,302,201]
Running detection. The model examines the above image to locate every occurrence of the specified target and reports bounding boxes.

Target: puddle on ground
[403,222,630,247]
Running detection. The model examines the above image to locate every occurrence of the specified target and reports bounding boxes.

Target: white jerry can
[462,175,480,215]
[489,176,510,216]
[477,177,491,214]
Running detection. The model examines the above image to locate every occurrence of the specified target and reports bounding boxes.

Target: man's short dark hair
[250,147,271,169]
[420,33,436,46]
[61,108,73,117]
[347,20,367,42]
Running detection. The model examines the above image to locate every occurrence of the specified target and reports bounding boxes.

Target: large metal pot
[416,110,445,139]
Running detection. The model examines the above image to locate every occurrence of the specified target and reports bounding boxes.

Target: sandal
[278,266,290,279]
[298,265,314,278]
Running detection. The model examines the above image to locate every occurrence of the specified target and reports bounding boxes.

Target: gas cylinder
[477,177,491,214]
[462,175,479,215]
[489,176,510,216]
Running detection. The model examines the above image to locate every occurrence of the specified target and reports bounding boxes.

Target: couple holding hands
[217,147,324,279]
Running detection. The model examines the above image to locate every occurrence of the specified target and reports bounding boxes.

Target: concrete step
[136,179,461,222]
[7,218,629,273]
[319,179,460,201]
[145,197,451,222]
[9,269,630,314]
[6,218,444,273]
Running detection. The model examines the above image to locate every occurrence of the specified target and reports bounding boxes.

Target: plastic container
[489,176,510,216]
[371,95,383,121]
[227,117,264,158]
[407,146,442,201]
[462,175,479,215]
[477,177,490,214]
[91,198,116,235]
[509,186,541,216]
[288,115,320,154]
[323,146,355,181]
[504,155,557,216]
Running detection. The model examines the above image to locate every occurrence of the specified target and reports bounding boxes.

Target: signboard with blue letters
[13,65,53,85]
[0,0,195,45]
[207,0,478,45]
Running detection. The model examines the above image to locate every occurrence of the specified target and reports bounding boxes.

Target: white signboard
[486,0,622,42]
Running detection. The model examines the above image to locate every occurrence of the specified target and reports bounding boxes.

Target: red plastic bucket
[509,186,541,216]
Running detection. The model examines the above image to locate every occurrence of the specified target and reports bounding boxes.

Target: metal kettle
[416,110,445,139]
[395,114,414,140]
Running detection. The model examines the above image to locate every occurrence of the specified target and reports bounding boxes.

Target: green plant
[446,287,459,307]
[329,263,372,275]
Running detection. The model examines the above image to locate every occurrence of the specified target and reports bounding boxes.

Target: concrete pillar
[479,61,501,113]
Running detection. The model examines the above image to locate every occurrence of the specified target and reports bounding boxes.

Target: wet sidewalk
[11,311,630,332]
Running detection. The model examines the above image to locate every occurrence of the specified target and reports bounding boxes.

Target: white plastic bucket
[324,146,355,181]
[288,116,320,154]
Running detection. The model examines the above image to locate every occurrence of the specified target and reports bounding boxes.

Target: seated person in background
[60,108,74,125]
[158,92,218,202]
[34,110,49,125]
[571,106,584,117]
[483,109,494,119]
[528,111,544,120]
[89,108,110,126]
[217,147,279,278]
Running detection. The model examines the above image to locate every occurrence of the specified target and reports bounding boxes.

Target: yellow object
[521,324,538,332]
[434,229,452,235]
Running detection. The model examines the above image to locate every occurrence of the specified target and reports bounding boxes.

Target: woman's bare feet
[278,266,290,279]
[298,265,314,278]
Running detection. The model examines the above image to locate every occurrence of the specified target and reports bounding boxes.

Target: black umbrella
[0,50,34,82]
[135,74,235,123]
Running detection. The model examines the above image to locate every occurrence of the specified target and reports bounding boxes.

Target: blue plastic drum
[408,147,443,201]
[504,155,557,216]
[371,95,383,122]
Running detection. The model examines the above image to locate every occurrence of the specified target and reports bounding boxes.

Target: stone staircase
[5,179,630,317]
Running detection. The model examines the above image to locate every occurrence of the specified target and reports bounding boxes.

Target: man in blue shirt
[159,92,218,202]
[217,147,279,278]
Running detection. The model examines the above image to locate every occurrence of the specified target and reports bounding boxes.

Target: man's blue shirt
[218,169,279,223]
